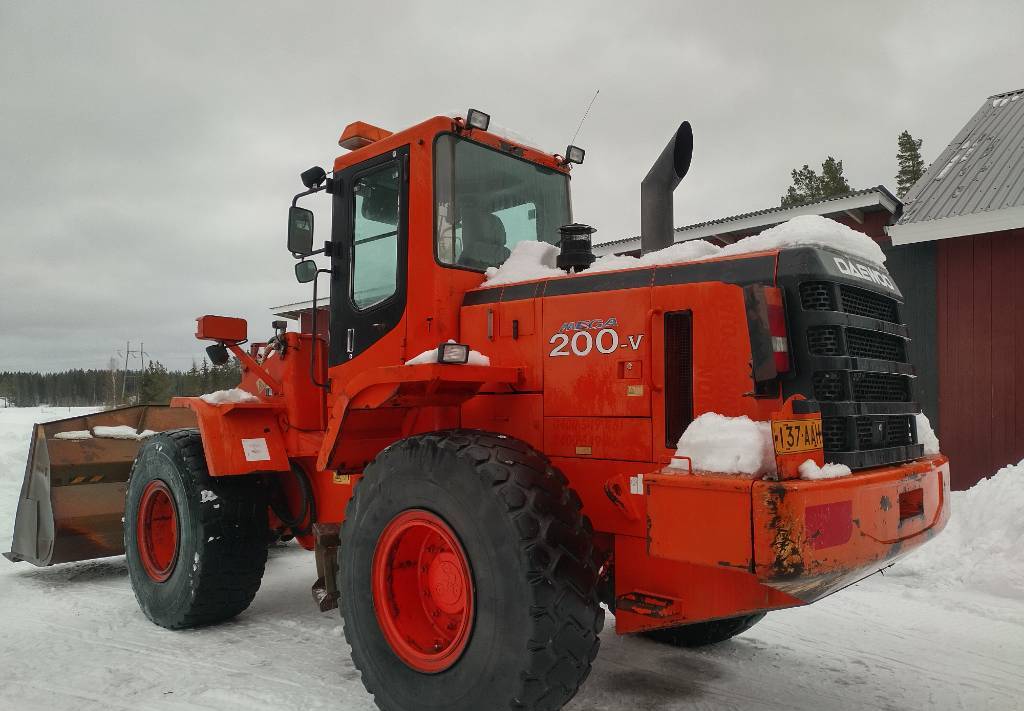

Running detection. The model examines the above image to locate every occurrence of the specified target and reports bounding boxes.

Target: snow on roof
[889,88,1024,245]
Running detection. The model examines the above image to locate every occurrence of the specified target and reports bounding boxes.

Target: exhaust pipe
[640,121,693,254]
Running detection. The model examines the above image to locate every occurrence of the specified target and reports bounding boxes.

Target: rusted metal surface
[311,522,341,612]
[615,591,680,619]
[5,405,196,567]
[752,456,951,603]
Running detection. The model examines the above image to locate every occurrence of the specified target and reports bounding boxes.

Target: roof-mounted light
[564,145,585,165]
[338,121,393,150]
[466,108,490,131]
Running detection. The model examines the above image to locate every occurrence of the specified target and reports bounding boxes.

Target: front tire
[339,431,603,711]
[124,428,268,629]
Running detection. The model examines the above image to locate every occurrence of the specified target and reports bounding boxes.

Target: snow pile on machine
[891,459,1024,599]
[484,215,887,286]
[671,413,775,476]
[671,412,852,480]
[200,388,260,404]
[53,425,157,441]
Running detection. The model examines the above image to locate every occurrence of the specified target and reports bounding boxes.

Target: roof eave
[887,205,1024,245]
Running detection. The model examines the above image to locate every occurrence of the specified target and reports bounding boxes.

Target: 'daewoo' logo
[833,257,897,292]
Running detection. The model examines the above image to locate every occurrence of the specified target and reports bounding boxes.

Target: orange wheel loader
[6,110,949,711]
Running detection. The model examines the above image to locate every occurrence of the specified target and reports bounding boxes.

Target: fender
[316,363,520,472]
[171,397,290,476]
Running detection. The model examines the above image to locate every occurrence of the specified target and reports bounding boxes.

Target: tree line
[779,130,926,207]
[0,359,242,408]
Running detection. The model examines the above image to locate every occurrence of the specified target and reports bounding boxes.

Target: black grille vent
[800,282,835,311]
[855,416,915,449]
[838,285,900,323]
[807,326,843,356]
[813,371,846,401]
[846,328,907,362]
[851,372,911,402]
[664,311,693,448]
[822,417,849,451]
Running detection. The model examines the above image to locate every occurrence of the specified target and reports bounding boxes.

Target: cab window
[435,134,570,271]
[351,162,400,309]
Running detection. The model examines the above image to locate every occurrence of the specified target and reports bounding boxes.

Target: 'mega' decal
[548,316,644,357]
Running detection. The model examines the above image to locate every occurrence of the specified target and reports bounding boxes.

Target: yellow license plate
[772,419,823,455]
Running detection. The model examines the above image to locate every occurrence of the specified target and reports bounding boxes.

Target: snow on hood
[890,458,1024,600]
[483,215,886,286]
[716,215,886,265]
[483,241,564,286]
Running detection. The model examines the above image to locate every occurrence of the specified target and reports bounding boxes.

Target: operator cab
[285,110,581,372]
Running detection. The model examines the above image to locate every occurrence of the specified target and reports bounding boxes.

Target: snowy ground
[1,407,1022,711]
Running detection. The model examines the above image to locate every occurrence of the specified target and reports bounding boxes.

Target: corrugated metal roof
[897,88,1024,226]
[594,186,900,254]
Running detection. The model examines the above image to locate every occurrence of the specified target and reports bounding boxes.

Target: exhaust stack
[640,121,693,254]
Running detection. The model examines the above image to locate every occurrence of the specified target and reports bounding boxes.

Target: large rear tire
[641,613,766,648]
[339,431,603,711]
[124,428,268,629]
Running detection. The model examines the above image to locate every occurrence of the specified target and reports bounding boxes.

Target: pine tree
[139,361,173,404]
[896,130,924,198]
[781,157,853,207]
[819,157,851,197]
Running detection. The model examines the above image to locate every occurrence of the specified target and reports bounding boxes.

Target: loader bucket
[4,405,196,567]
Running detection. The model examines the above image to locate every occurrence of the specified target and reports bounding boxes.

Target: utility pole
[117,341,151,405]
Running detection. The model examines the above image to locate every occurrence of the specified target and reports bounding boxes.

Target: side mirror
[288,206,315,256]
[295,260,317,283]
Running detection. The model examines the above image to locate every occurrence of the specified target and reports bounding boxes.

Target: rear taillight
[765,287,790,373]
[745,284,790,384]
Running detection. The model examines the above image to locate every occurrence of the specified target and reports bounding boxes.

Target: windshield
[434,134,571,271]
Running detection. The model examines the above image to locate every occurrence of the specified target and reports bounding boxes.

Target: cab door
[328,146,409,368]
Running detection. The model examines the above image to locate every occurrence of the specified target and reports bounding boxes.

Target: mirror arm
[291,184,327,208]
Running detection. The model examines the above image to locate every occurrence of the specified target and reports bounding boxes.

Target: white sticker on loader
[241,438,271,462]
[629,473,644,495]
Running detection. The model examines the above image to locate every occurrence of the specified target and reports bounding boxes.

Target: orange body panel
[172,115,949,633]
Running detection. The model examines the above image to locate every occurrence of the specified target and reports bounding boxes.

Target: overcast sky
[3,1,1023,372]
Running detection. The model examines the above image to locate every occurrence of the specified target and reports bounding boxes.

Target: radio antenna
[569,89,600,146]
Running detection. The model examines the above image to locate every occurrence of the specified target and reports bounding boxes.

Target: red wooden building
[888,88,1024,489]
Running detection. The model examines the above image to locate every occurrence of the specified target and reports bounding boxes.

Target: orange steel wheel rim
[371,510,475,673]
[137,480,179,582]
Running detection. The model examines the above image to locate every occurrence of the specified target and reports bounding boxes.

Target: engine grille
[788,266,923,470]
[799,281,901,324]
[855,415,915,449]
[846,328,907,362]
[839,285,900,323]
[851,371,911,402]
[800,282,835,311]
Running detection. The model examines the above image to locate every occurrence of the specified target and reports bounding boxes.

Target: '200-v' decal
[548,317,644,357]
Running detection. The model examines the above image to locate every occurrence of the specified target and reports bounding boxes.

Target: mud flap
[4,405,196,567]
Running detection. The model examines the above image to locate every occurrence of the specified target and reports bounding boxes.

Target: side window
[351,162,400,310]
